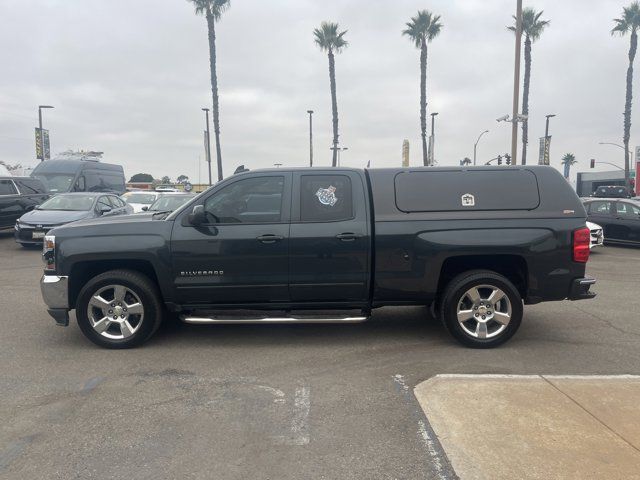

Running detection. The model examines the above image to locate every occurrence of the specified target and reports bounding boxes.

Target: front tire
[76,269,163,349]
[440,270,523,348]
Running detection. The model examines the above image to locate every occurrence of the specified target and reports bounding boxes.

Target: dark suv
[0,176,49,229]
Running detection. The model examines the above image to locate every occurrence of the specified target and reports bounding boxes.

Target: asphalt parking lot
[1,231,639,479]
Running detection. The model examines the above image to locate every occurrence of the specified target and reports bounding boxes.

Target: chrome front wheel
[87,284,145,340]
[76,270,163,349]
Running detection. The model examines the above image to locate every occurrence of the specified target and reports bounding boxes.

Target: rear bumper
[41,275,70,325]
[568,277,596,300]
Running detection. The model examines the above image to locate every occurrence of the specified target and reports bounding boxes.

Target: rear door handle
[256,234,284,243]
[336,232,362,241]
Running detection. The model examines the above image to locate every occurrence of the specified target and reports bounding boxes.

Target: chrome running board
[181,315,369,325]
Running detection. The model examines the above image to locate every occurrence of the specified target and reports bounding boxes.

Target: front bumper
[15,225,54,244]
[41,275,70,326]
[568,277,596,301]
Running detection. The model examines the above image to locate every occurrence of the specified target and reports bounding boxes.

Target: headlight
[43,235,56,271]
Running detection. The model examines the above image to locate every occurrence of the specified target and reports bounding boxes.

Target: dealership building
[575,170,630,197]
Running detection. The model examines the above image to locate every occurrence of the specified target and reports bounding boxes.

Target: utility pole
[473,129,489,166]
[511,0,523,165]
[428,112,439,166]
[37,105,54,161]
[202,108,212,186]
[331,146,348,166]
[307,110,314,167]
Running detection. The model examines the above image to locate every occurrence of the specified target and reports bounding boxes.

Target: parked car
[15,192,132,246]
[584,198,640,245]
[592,185,632,198]
[40,166,595,349]
[31,158,125,194]
[121,191,162,213]
[142,193,196,213]
[586,221,604,249]
[0,176,49,229]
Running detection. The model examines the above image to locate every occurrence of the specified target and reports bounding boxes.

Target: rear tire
[76,269,163,349]
[440,270,523,348]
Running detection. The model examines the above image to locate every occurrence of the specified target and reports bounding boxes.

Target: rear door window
[588,201,612,215]
[0,180,17,195]
[300,174,353,222]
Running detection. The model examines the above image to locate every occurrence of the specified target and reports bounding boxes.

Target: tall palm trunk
[206,9,223,181]
[623,29,637,186]
[328,49,339,167]
[521,35,532,165]
[420,40,428,166]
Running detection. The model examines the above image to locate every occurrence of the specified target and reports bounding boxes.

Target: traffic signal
[497,155,502,165]
[505,154,511,165]
[590,159,595,169]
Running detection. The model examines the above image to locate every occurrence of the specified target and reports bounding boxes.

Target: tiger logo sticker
[315,185,338,207]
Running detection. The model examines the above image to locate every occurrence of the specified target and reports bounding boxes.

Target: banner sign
[538,136,551,165]
[35,128,50,160]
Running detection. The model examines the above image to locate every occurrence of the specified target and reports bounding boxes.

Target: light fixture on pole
[37,105,54,161]
[202,108,212,186]
[330,146,349,166]
[473,129,489,166]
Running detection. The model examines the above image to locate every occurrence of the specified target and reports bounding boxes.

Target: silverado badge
[461,194,475,207]
[316,185,338,206]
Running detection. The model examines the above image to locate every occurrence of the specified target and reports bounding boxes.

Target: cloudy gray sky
[0,0,636,183]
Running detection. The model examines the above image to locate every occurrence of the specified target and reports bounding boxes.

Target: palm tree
[187,0,230,181]
[612,2,640,187]
[314,22,348,167]
[508,8,549,165]
[561,153,577,179]
[403,11,443,166]
[461,157,472,166]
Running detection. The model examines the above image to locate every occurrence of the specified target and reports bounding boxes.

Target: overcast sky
[0,0,636,183]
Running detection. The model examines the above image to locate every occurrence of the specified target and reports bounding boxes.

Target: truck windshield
[33,174,75,193]
[39,195,95,211]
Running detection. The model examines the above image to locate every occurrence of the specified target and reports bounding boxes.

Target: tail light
[573,227,590,263]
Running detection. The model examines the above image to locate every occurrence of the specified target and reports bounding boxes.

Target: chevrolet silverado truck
[40,166,596,349]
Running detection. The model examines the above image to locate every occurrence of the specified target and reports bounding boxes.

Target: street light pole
[202,108,212,186]
[473,129,489,166]
[429,112,439,166]
[307,110,314,167]
[511,0,523,165]
[544,114,556,138]
[37,105,54,161]
[598,142,633,155]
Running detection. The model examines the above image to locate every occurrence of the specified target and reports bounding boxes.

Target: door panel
[0,180,21,228]
[613,202,640,243]
[289,172,370,302]
[171,174,292,305]
[587,201,617,240]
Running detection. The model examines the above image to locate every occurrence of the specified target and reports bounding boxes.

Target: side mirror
[188,205,206,225]
[142,206,149,211]
[98,205,112,216]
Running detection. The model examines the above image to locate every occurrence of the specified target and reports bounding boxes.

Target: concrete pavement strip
[413,375,640,480]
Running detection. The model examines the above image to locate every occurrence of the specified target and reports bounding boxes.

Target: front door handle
[256,234,284,244]
[336,232,362,241]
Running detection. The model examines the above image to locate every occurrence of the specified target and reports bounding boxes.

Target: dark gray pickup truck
[40,166,595,349]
